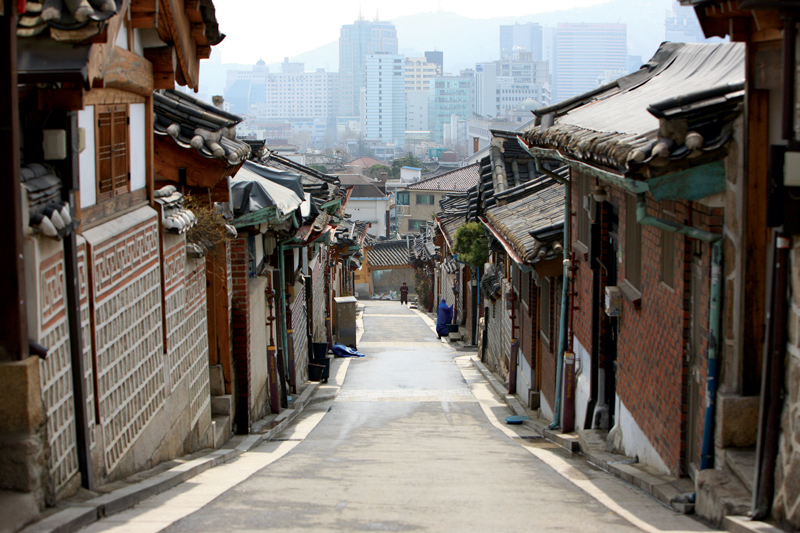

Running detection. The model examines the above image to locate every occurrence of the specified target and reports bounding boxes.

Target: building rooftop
[406,163,481,193]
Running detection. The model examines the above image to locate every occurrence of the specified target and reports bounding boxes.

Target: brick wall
[230,236,251,433]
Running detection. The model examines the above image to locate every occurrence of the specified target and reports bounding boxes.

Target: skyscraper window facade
[554,23,627,102]
[365,53,406,146]
[339,18,398,118]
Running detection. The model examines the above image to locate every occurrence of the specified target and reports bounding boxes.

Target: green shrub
[453,222,489,267]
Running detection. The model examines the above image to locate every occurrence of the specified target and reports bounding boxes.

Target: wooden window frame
[661,229,676,289]
[539,277,551,345]
[95,103,131,202]
[624,194,642,291]
[416,193,435,205]
[397,191,410,205]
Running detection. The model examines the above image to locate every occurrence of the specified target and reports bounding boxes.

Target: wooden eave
[157,0,200,89]
[154,136,242,188]
[693,1,786,42]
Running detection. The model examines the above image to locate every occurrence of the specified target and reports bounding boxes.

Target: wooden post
[743,88,770,395]
[0,0,29,361]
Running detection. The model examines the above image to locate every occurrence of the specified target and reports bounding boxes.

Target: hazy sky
[213,0,609,65]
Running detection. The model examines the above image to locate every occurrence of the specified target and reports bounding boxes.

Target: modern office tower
[224,59,268,116]
[406,91,429,132]
[405,56,441,92]
[665,1,707,42]
[280,57,304,74]
[364,53,406,146]
[263,68,339,120]
[475,53,552,118]
[500,22,544,61]
[424,50,444,73]
[339,17,398,118]
[429,75,473,144]
[554,23,627,102]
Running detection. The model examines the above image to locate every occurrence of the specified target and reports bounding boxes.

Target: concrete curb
[21,382,321,533]
[470,356,579,452]
[724,516,786,533]
[470,356,700,514]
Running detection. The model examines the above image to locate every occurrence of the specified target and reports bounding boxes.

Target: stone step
[212,414,232,449]
[209,364,225,396]
[725,447,756,495]
[696,468,752,528]
[210,394,232,416]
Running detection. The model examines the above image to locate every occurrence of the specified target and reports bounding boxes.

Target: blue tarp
[332,343,366,358]
[436,299,453,337]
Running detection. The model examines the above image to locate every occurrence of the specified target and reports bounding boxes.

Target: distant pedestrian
[400,282,409,305]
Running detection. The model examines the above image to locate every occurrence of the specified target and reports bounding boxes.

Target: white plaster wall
[609,398,670,476]
[115,24,128,50]
[78,107,96,208]
[540,391,554,422]
[516,346,532,405]
[248,277,269,422]
[573,338,592,432]
[129,103,146,192]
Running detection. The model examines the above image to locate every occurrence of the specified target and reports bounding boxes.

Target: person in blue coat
[436,299,453,338]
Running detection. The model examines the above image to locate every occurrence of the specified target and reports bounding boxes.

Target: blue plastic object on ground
[332,343,366,358]
[436,299,453,337]
[505,415,531,425]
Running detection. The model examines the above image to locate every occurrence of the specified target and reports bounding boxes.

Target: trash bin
[308,358,329,382]
[312,342,329,359]
[334,296,357,348]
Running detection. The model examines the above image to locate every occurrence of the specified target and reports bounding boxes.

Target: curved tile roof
[406,163,481,192]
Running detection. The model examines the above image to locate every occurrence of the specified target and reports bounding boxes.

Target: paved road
[82,300,712,532]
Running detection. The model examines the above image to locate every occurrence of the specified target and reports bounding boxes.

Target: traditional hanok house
[409,221,441,312]
[227,153,345,432]
[152,88,250,448]
[332,220,371,297]
[435,193,471,340]
[399,163,481,234]
[480,169,567,422]
[462,129,566,418]
[257,149,348,381]
[680,3,800,528]
[3,0,224,521]
[363,238,415,299]
[519,42,746,488]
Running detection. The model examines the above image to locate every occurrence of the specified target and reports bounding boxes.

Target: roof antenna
[358,6,363,21]
[375,9,379,21]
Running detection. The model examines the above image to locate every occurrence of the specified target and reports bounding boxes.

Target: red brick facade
[230,236,251,433]
[569,171,722,475]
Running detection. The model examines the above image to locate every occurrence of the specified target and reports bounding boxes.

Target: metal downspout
[635,194,722,470]
[535,158,570,430]
[278,240,291,401]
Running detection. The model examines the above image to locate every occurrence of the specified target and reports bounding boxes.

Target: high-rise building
[339,17,398,118]
[405,55,441,92]
[364,53,405,146]
[554,23,627,102]
[429,75,473,145]
[475,54,552,118]
[263,68,339,121]
[500,23,544,61]
[224,59,268,116]
[665,1,707,43]
[424,51,444,73]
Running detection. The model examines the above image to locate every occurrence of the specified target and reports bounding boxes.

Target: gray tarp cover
[231,161,303,218]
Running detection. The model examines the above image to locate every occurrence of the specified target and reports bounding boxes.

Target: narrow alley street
[77,301,713,532]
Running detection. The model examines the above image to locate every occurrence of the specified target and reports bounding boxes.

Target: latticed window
[625,194,642,290]
[397,192,410,205]
[96,104,130,201]
[540,277,551,343]
[416,194,434,205]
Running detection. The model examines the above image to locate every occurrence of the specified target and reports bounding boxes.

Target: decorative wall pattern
[88,213,166,472]
[292,281,308,377]
[37,250,79,497]
[312,250,327,343]
[77,242,95,449]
